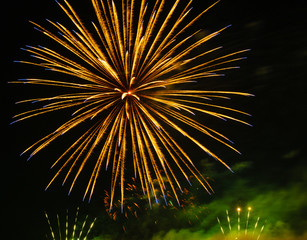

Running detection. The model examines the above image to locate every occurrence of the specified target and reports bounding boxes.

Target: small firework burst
[104,177,206,233]
[104,177,198,221]
[217,207,265,240]
[45,208,96,240]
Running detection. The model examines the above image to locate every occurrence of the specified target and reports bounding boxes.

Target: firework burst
[45,208,96,240]
[12,0,252,209]
[217,207,265,240]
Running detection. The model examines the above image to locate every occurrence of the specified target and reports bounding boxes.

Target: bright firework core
[116,88,139,101]
[123,89,134,99]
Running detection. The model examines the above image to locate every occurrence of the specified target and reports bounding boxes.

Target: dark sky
[4,0,307,239]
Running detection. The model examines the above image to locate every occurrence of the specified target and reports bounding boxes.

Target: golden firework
[12,0,252,210]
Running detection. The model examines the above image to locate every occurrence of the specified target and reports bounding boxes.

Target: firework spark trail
[253,217,260,236]
[237,207,241,233]
[245,207,251,235]
[217,217,225,236]
[12,0,252,209]
[226,209,232,232]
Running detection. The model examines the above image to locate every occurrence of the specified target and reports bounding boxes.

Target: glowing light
[12,0,252,208]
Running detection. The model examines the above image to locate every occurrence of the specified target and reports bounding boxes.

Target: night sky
[4,0,307,239]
